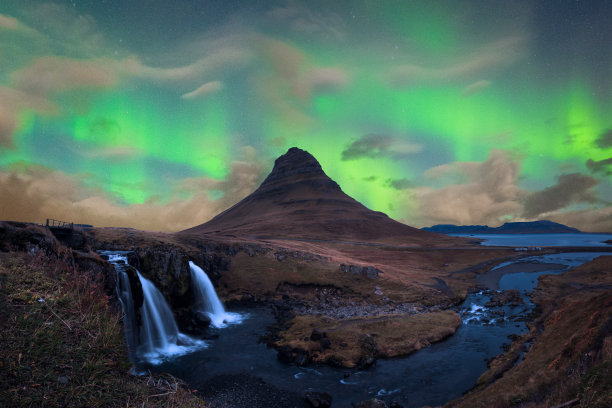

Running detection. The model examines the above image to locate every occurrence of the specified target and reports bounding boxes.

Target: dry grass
[0,250,206,407]
[276,310,461,368]
[448,256,612,408]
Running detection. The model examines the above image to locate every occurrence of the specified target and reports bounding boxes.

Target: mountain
[182,147,459,245]
[423,220,581,234]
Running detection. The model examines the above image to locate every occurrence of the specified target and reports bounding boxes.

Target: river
[124,241,610,407]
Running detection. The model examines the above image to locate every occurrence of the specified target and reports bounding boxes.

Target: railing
[46,219,74,230]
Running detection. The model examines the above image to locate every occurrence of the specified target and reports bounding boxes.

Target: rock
[320,337,331,350]
[58,376,69,384]
[358,334,377,368]
[0,221,58,255]
[277,346,294,363]
[310,328,325,341]
[294,350,309,366]
[339,264,381,279]
[357,398,388,408]
[305,391,332,408]
[136,247,191,309]
[194,311,212,327]
[364,266,380,279]
[389,402,404,408]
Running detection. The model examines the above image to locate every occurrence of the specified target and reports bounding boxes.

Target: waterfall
[189,261,244,327]
[108,253,139,361]
[138,271,179,354]
[105,252,205,365]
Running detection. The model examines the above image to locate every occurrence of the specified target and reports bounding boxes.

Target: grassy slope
[0,249,206,408]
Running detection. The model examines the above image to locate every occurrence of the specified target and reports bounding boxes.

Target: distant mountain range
[422,220,581,234]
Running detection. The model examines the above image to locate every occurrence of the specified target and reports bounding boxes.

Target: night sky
[1,0,612,232]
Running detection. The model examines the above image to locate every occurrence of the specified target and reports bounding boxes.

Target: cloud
[586,157,612,175]
[0,56,116,147]
[341,134,423,161]
[595,129,612,149]
[462,80,492,96]
[0,13,19,30]
[117,46,250,83]
[0,104,17,148]
[544,207,612,233]
[20,3,107,58]
[415,150,524,226]
[522,173,598,218]
[12,56,117,95]
[181,81,224,100]
[267,2,345,40]
[260,37,350,102]
[387,178,412,190]
[0,86,59,148]
[296,67,350,99]
[388,36,525,87]
[0,148,268,232]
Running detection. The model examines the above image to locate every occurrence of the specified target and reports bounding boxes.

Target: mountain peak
[256,147,341,196]
[182,147,458,245]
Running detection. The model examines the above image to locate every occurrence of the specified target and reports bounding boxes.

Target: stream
[132,250,609,407]
[105,241,612,407]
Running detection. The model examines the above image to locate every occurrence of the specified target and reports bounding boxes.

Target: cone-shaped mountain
[183,147,454,245]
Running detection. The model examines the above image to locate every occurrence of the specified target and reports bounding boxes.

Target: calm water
[450,232,612,247]
[143,302,527,408]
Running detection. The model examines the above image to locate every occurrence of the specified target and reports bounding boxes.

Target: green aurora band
[1,0,611,230]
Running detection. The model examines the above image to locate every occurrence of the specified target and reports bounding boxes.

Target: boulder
[194,311,212,327]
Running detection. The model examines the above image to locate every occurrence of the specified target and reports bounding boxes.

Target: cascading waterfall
[137,271,180,354]
[108,253,139,361]
[189,261,244,327]
[105,252,205,365]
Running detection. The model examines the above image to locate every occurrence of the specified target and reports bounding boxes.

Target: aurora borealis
[1,0,612,231]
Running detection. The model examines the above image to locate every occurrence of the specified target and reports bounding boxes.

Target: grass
[0,249,206,407]
[448,256,612,408]
[276,310,461,368]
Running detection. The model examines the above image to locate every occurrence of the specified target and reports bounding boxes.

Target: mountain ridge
[422,220,581,234]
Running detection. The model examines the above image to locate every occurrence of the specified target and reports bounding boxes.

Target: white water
[108,253,139,360]
[138,272,181,354]
[189,261,245,328]
[105,253,206,365]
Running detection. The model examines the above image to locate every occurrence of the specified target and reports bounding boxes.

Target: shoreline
[476,262,567,290]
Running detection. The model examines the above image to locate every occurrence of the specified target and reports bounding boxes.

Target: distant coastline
[422,220,582,234]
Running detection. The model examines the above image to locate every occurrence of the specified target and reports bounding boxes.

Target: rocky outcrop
[0,221,58,255]
[340,264,381,279]
[135,247,192,309]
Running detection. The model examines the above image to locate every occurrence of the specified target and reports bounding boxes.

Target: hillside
[182,147,462,246]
